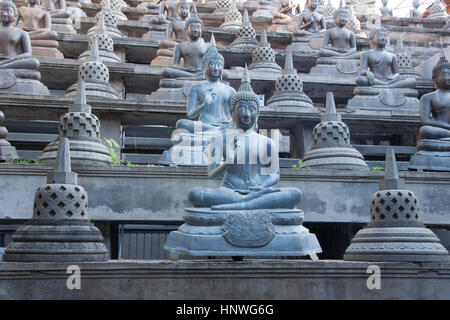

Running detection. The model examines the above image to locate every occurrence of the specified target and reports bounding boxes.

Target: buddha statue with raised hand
[177,34,236,133]
[188,67,302,210]
[159,34,235,165]
[0,0,49,95]
[295,0,326,37]
[164,69,322,260]
[409,51,450,171]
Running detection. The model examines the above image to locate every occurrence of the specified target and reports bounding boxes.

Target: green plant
[292,160,311,170]
[103,138,135,166]
[12,158,39,164]
[104,138,121,165]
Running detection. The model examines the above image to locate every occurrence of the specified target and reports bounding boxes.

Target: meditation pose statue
[347,27,419,110]
[159,35,236,165]
[295,0,326,37]
[319,3,358,58]
[151,0,190,66]
[409,52,450,171]
[0,0,49,95]
[379,0,393,16]
[410,0,421,18]
[151,0,179,25]
[310,4,360,76]
[356,28,415,88]
[164,68,322,259]
[18,0,63,58]
[162,4,207,79]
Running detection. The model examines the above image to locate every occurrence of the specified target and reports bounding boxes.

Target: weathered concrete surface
[0,164,449,224]
[0,260,448,299]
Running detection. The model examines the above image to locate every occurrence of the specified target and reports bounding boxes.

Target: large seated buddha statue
[163,68,322,260]
[159,34,236,166]
[0,1,49,95]
[310,2,361,77]
[346,27,419,111]
[151,0,190,66]
[18,0,63,58]
[409,52,450,171]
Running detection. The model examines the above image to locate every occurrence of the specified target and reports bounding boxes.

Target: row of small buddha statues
[0,0,449,172]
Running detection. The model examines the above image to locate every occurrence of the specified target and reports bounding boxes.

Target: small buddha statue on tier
[18,0,63,58]
[0,0,49,95]
[274,0,300,22]
[151,0,179,25]
[380,0,393,17]
[295,0,326,37]
[319,2,359,59]
[409,51,450,171]
[410,0,421,18]
[356,28,415,88]
[347,27,419,110]
[162,4,207,79]
[166,0,190,42]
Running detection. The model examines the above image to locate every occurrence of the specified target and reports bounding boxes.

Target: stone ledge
[0,164,449,223]
[0,259,448,299]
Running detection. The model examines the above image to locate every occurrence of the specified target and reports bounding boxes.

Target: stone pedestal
[409,149,450,172]
[164,208,322,258]
[150,40,177,66]
[287,36,322,55]
[51,17,77,35]
[346,86,420,111]
[0,69,50,95]
[309,57,360,77]
[142,23,167,41]
[31,40,64,59]
[150,78,202,103]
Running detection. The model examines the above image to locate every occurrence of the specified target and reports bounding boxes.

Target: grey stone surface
[1,164,450,225]
[344,150,449,262]
[300,92,369,170]
[0,260,448,299]
[40,80,112,165]
[2,138,109,262]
